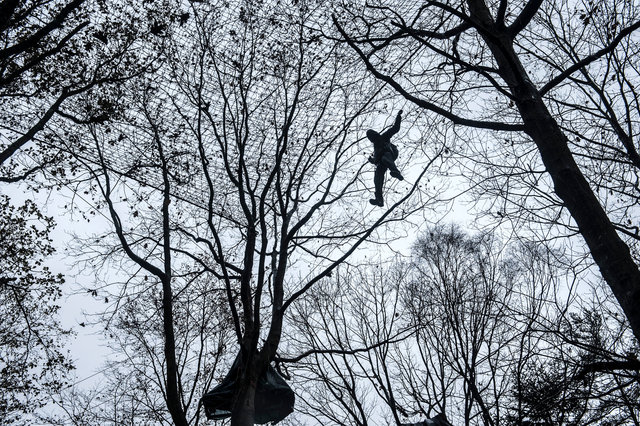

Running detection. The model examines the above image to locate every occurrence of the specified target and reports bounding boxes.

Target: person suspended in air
[367,110,404,207]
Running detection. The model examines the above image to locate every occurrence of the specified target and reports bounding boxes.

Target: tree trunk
[467,0,640,342]
[162,274,188,426]
[231,369,257,426]
[157,137,188,426]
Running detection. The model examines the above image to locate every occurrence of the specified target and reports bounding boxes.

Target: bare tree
[1,8,167,416]
[334,0,640,343]
[58,2,444,424]
[284,262,415,425]
[45,268,231,426]
[286,225,639,425]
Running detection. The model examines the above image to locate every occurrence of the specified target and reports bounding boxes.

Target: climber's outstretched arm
[381,110,402,139]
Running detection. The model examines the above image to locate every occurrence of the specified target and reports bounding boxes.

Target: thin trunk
[156,125,188,426]
[162,273,188,426]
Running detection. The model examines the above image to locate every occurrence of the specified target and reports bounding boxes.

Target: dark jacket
[367,113,401,163]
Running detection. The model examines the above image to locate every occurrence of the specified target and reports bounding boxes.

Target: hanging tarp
[401,413,454,426]
[201,353,294,424]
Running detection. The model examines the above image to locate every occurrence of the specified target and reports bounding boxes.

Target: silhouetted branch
[333,15,524,132]
[507,0,543,37]
[276,330,414,363]
[541,19,640,96]
[0,0,86,60]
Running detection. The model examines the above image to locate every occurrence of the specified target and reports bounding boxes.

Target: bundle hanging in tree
[201,352,295,424]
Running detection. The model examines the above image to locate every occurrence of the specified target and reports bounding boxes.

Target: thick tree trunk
[231,369,257,426]
[467,0,640,342]
[520,102,640,342]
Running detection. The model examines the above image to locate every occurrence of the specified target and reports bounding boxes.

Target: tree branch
[333,16,524,132]
[507,0,543,38]
[0,162,52,183]
[0,0,86,60]
[573,359,640,381]
[402,21,472,40]
[275,330,414,363]
[0,90,69,167]
[540,19,640,96]
[496,0,508,26]
[0,21,88,87]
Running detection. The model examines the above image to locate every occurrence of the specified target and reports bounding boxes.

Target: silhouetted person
[367,110,404,207]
